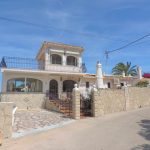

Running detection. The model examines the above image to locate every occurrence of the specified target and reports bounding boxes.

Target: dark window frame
[66,56,77,66]
[7,78,43,92]
[51,54,62,65]
[107,82,111,88]
[63,80,76,92]
[86,82,90,88]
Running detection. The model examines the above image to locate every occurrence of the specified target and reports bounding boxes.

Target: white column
[62,54,66,66]
[137,66,142,79]
[122,71,125,77]
[58,78,62,99]
[96,61,104,89]
[78,56,82,68]
[45,49,50,70]
[1,71,7,93]
[43,78,49,93]
[1,71,5,92]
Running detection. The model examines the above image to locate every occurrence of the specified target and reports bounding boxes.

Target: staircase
[48,100,72,117]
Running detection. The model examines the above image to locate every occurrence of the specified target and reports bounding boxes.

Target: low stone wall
[92,87,150,116]
[0,93,46,110]
[98,89,126,115]
[0,102,13,139]
[127,87,150,110]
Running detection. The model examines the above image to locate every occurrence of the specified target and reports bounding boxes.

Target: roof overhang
[36,41,84,60]
[1,68,95,79]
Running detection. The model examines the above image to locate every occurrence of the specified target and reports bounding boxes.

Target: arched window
[26,78,43,92]
[7,78,43,92]
[66,56,77,66]
[51,54,62,65]
[7,78,25,92]
[49,79,58,99]
[63,80,76,92]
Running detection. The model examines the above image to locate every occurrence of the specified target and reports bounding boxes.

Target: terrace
[0,56,44,70]
[0,56,87,73]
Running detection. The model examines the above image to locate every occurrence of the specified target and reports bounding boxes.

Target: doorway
[49,79,58,99]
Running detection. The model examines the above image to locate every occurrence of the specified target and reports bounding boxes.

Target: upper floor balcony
[0,56,87,73]
[0,41,86,73]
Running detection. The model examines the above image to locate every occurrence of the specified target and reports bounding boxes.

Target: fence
[0,56,44,70]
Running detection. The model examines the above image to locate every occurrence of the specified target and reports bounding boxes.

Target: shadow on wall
[131,119,150,150]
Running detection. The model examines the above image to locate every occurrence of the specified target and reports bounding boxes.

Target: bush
[136,80,149,87]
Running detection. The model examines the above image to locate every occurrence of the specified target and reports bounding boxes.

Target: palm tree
[112,62,137,76]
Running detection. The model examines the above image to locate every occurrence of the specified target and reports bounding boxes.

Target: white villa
[1,41,142,99]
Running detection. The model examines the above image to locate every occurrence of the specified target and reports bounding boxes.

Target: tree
[112,62,137,76]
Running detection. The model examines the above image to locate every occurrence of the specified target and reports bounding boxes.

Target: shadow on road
[131,119,150,150]
[131,144,150,150]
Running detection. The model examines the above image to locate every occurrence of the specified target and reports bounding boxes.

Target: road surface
[2,107,150,150]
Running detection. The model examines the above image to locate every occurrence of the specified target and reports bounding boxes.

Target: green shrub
[136,80,149,87]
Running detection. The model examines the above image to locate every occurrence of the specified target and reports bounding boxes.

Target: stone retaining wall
[99,89,126,114]
[0,102,13,139]
[92,87,150,116]
[0,93,45,110]
[127,87,150,110]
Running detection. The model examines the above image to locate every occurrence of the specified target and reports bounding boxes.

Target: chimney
[96,61,104,89]
[122,71,125,77]
[137,66,142,79]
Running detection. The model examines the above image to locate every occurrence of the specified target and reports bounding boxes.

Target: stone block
[0,102,14,139]
[0,130,3,146]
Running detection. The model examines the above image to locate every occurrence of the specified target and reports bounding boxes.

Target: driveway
[3,107,150,150]
[13,109,73,138]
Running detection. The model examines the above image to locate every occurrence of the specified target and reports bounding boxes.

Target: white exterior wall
[79,79,95,97]
[2,71,92,98]
[103,80,114,88]
[44,48,82,73]
[1,72,49,93]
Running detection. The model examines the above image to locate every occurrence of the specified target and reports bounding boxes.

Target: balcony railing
[0,56,44,70]
[0,56,87,73]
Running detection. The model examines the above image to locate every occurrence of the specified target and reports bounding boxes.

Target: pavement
[2,107,150,150]
[13,109,73,138]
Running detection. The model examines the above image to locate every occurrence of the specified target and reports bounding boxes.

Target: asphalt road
[3,107,150,150]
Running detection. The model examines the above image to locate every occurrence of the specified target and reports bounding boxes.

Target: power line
[0,16,127,43]
[105,33,150,56]
[104,33,150,72]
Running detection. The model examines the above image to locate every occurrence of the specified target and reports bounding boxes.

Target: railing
[46,91,72,101]
[0,56,44,70]
[0,56,87,73]
[80,94,92,117]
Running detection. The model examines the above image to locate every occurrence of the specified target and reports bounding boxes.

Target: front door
[49,80,58,100]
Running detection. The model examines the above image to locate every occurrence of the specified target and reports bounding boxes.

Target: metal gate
[80,94,92,117]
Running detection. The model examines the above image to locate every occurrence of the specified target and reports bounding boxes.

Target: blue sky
[0,0,150,88]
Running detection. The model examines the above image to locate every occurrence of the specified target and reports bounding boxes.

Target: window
[86,82,89,88]
[107,82,111,88]
[63,80,76,92]
[7,78,43,92]
[51,54,62,65]
[120,83,124,87]
[26,78,43,92]
[67,56,77,66]
[7,78,25,92]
